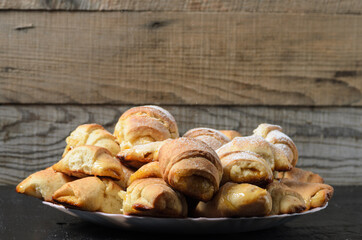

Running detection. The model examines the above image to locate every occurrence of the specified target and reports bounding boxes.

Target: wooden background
[0,0,361,185]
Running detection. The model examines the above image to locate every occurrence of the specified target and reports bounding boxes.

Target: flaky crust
[63,124,120,157]
[128,162,163,186]
[195,183,272,217]
[253,123,298,171]
[16,167,74,202]
[219,130,242,140]
[183,128,230,150]
[267,181,306,215]
[117,140,169,169]
[52,177,123,214]
[217,150,273,186]
[280,179,334,210]
[158,137,223,202]
[53,145,125,180]
[121,178,187,217]
[114,164,135,189]
[275,167,324,183]
[217,136,275,171]
[114,106,179,150]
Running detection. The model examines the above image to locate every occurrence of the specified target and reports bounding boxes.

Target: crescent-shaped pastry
[114,106,179,150]
[52,177,123,214]
[216,135,275,171]
[53,145,125,180]
[116,140,169,169]
[121,178,187,217]
[63,124,120,157]
[114,164,135,189]
[219,130,242,140]
[253,123,298,171]
[195,182,272,217]
[183,128,230,150]
[16,167,74,202]
[217,150,273,186]
[128,162,163,186]
[267,181,306,215]
[280,179,334,210]
[158,137,223,202]
[274,167,324,183]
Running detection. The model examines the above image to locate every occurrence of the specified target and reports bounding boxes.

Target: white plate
[43,202,328,234]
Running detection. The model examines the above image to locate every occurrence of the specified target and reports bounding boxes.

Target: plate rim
[43,201,328,221]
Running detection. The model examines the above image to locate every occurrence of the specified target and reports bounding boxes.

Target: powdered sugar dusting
[216,135,271,158]
[184,128,229,141]
[221,151,263,162]
[233,135,268,147]
[253,123,282,138]
[173,137,214,153]
[144,105,177,122]
[266,130,292,144]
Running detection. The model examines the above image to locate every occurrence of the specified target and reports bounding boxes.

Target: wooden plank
[1,0,362,14]
[1,105,361,185]
[1,11,362,106]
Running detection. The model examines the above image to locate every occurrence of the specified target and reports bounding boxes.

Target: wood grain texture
[1,0,362,14]
[1,11,362,105]
[1,105,361,185]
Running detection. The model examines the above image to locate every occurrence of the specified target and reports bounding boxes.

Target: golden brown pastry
[114,106,179,150]
[114,164,135,189]
[128,162,163,186]
[53,145,125,180]
[219,130,242,140]
[116,140,169,169]
[53,177,123,214]
[16,167,74,202]
[183,128,230,150]
[195,183,272,217]
[216,135,275,171]
[275,167,324,183]
[267,181,306,215]
[63,124,120,157]
[121,178,187,217]
[217,150,273,186]
[281,179,334,210]
[158,137,223,202]
[253,123,298,171]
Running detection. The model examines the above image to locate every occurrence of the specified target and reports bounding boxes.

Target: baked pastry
[53,145,125,180]
[275,167,324,183]
[281,179,334,210]
[117,140,169,169]
[63,124,120,157]
[195,183,272,217]
[121,178,187,217]
[216,136,275,171]
[267,181,306,215]
[53,177,123,214]
[16,167,74,202]
[219,130,242,140]
[183,128,230,150]
[128,162,163,186]
[217,150,273,186]
[114,164,135,189]
[253,123,298,171]
[114,106,179,150]
[158,137,223,201]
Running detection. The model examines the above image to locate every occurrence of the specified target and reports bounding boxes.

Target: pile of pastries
[16,105,334,218]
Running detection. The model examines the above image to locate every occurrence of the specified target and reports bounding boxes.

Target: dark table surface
[1,185,361,240]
